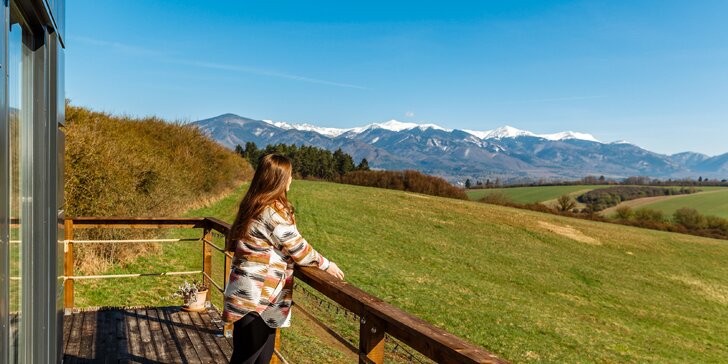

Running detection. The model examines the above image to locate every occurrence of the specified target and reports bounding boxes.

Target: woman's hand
[325,262,345,280]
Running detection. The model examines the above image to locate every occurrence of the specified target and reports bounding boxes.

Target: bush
[633,208,665,225]
[614,206,633,221]
[706,216,728,235]
[64,103,253,272]
[673,208,707,230]
[479,191,514,205]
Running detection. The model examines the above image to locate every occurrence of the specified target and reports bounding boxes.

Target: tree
[556,194,577,212]
[243,141,259,167]
[333,148,355,175]
[465,179,472,189]
[356,158,370,171]
[234,144,244,156]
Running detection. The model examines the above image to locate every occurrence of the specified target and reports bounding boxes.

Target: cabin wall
[0,0,64,363]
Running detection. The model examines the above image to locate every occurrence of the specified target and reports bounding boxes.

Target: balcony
[60,217,508,363]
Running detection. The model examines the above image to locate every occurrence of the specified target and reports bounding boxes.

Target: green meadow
[465,185,596,203]
[74,180,728,363]
[627,187,728,218]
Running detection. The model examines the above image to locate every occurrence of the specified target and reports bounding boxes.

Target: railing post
[224,252,232,289]
[359,312,385,364]
[202,226,213,304]
[223,241,234,339]
[270,329,281,364]
[63,219,74,313]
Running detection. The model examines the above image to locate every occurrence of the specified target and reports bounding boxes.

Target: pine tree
[357,158,370,171]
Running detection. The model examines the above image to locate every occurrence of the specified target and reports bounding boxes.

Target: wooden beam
[203,216,231,235]
[294,267,509,364]
[69,217,206,229]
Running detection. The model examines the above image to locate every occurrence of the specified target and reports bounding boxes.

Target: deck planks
[62,306,233,363]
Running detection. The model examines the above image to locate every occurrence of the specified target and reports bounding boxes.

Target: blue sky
[66,0,728,155]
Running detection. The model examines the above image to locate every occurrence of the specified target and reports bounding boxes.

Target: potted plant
[173,280,209,312]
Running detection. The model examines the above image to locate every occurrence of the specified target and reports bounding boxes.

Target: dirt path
[599,189,725,216]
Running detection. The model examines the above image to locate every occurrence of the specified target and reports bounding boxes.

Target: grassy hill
[608,187,728,219]
[75,180,728,363]
[466,185,597,203]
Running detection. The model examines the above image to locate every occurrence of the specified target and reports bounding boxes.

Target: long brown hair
[226,154,295,251]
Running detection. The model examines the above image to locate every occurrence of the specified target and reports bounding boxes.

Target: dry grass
[64,103,253,273]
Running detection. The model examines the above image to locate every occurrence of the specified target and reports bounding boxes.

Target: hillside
[466,185,597,203]
[74,180,728,363]
[603,186,728,219]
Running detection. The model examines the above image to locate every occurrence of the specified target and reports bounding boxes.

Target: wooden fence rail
[63,217,508,364]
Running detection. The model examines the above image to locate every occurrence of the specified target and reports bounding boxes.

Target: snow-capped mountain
[193,113,727,182]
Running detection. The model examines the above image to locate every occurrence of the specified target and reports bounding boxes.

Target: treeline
[341,170,468,200]
[578,186,698,211]
[237,142,467,199]
[65,104,253,272]
[466,175,728,189]
[478,192,728,241]
[235,142,369,179]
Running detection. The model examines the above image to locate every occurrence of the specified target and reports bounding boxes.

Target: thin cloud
[405,111,415,118]
[70,35,368,90]
[171,59,369,90]
[70,35,166,57]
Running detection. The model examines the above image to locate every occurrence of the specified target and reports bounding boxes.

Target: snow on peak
[364,119,450,132]
[262,119,352,137]
[464,125,600,142]
[539,131,600,142]
[487,125,536,139]
[462,125,534,139]
[260,116,600,143]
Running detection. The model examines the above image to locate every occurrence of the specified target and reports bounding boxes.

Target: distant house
[0,0,65,363]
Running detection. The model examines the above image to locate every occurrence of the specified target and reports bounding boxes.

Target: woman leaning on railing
[223,154,345,364]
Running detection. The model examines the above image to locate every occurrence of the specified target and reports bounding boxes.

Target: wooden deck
[62,306,233,364]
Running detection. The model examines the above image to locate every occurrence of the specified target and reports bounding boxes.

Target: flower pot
[182,289,208,312]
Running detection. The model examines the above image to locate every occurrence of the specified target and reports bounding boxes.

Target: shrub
[633,208,665,225]
[64,103,253,272]
[673,208,707,230]
[479,191,514,205]
[614,206,633,221]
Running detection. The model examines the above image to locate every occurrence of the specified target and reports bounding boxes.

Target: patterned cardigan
[222,200,330,328]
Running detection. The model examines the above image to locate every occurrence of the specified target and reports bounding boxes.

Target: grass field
[613,187,728,219]
[465,185,596,203]
[75,181,728,363]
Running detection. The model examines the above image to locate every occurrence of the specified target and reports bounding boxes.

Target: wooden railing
[63,217,509,364]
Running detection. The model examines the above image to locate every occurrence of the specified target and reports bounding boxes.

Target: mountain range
[192,114,728,183]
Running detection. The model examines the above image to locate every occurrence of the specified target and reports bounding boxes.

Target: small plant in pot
[173,280,210,312]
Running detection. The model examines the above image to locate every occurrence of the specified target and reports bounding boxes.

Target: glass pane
[8,5,33,363]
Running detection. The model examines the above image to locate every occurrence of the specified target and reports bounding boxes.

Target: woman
[223,153,344,364]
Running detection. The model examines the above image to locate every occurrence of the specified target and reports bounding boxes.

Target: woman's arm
[270,216,331,270]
